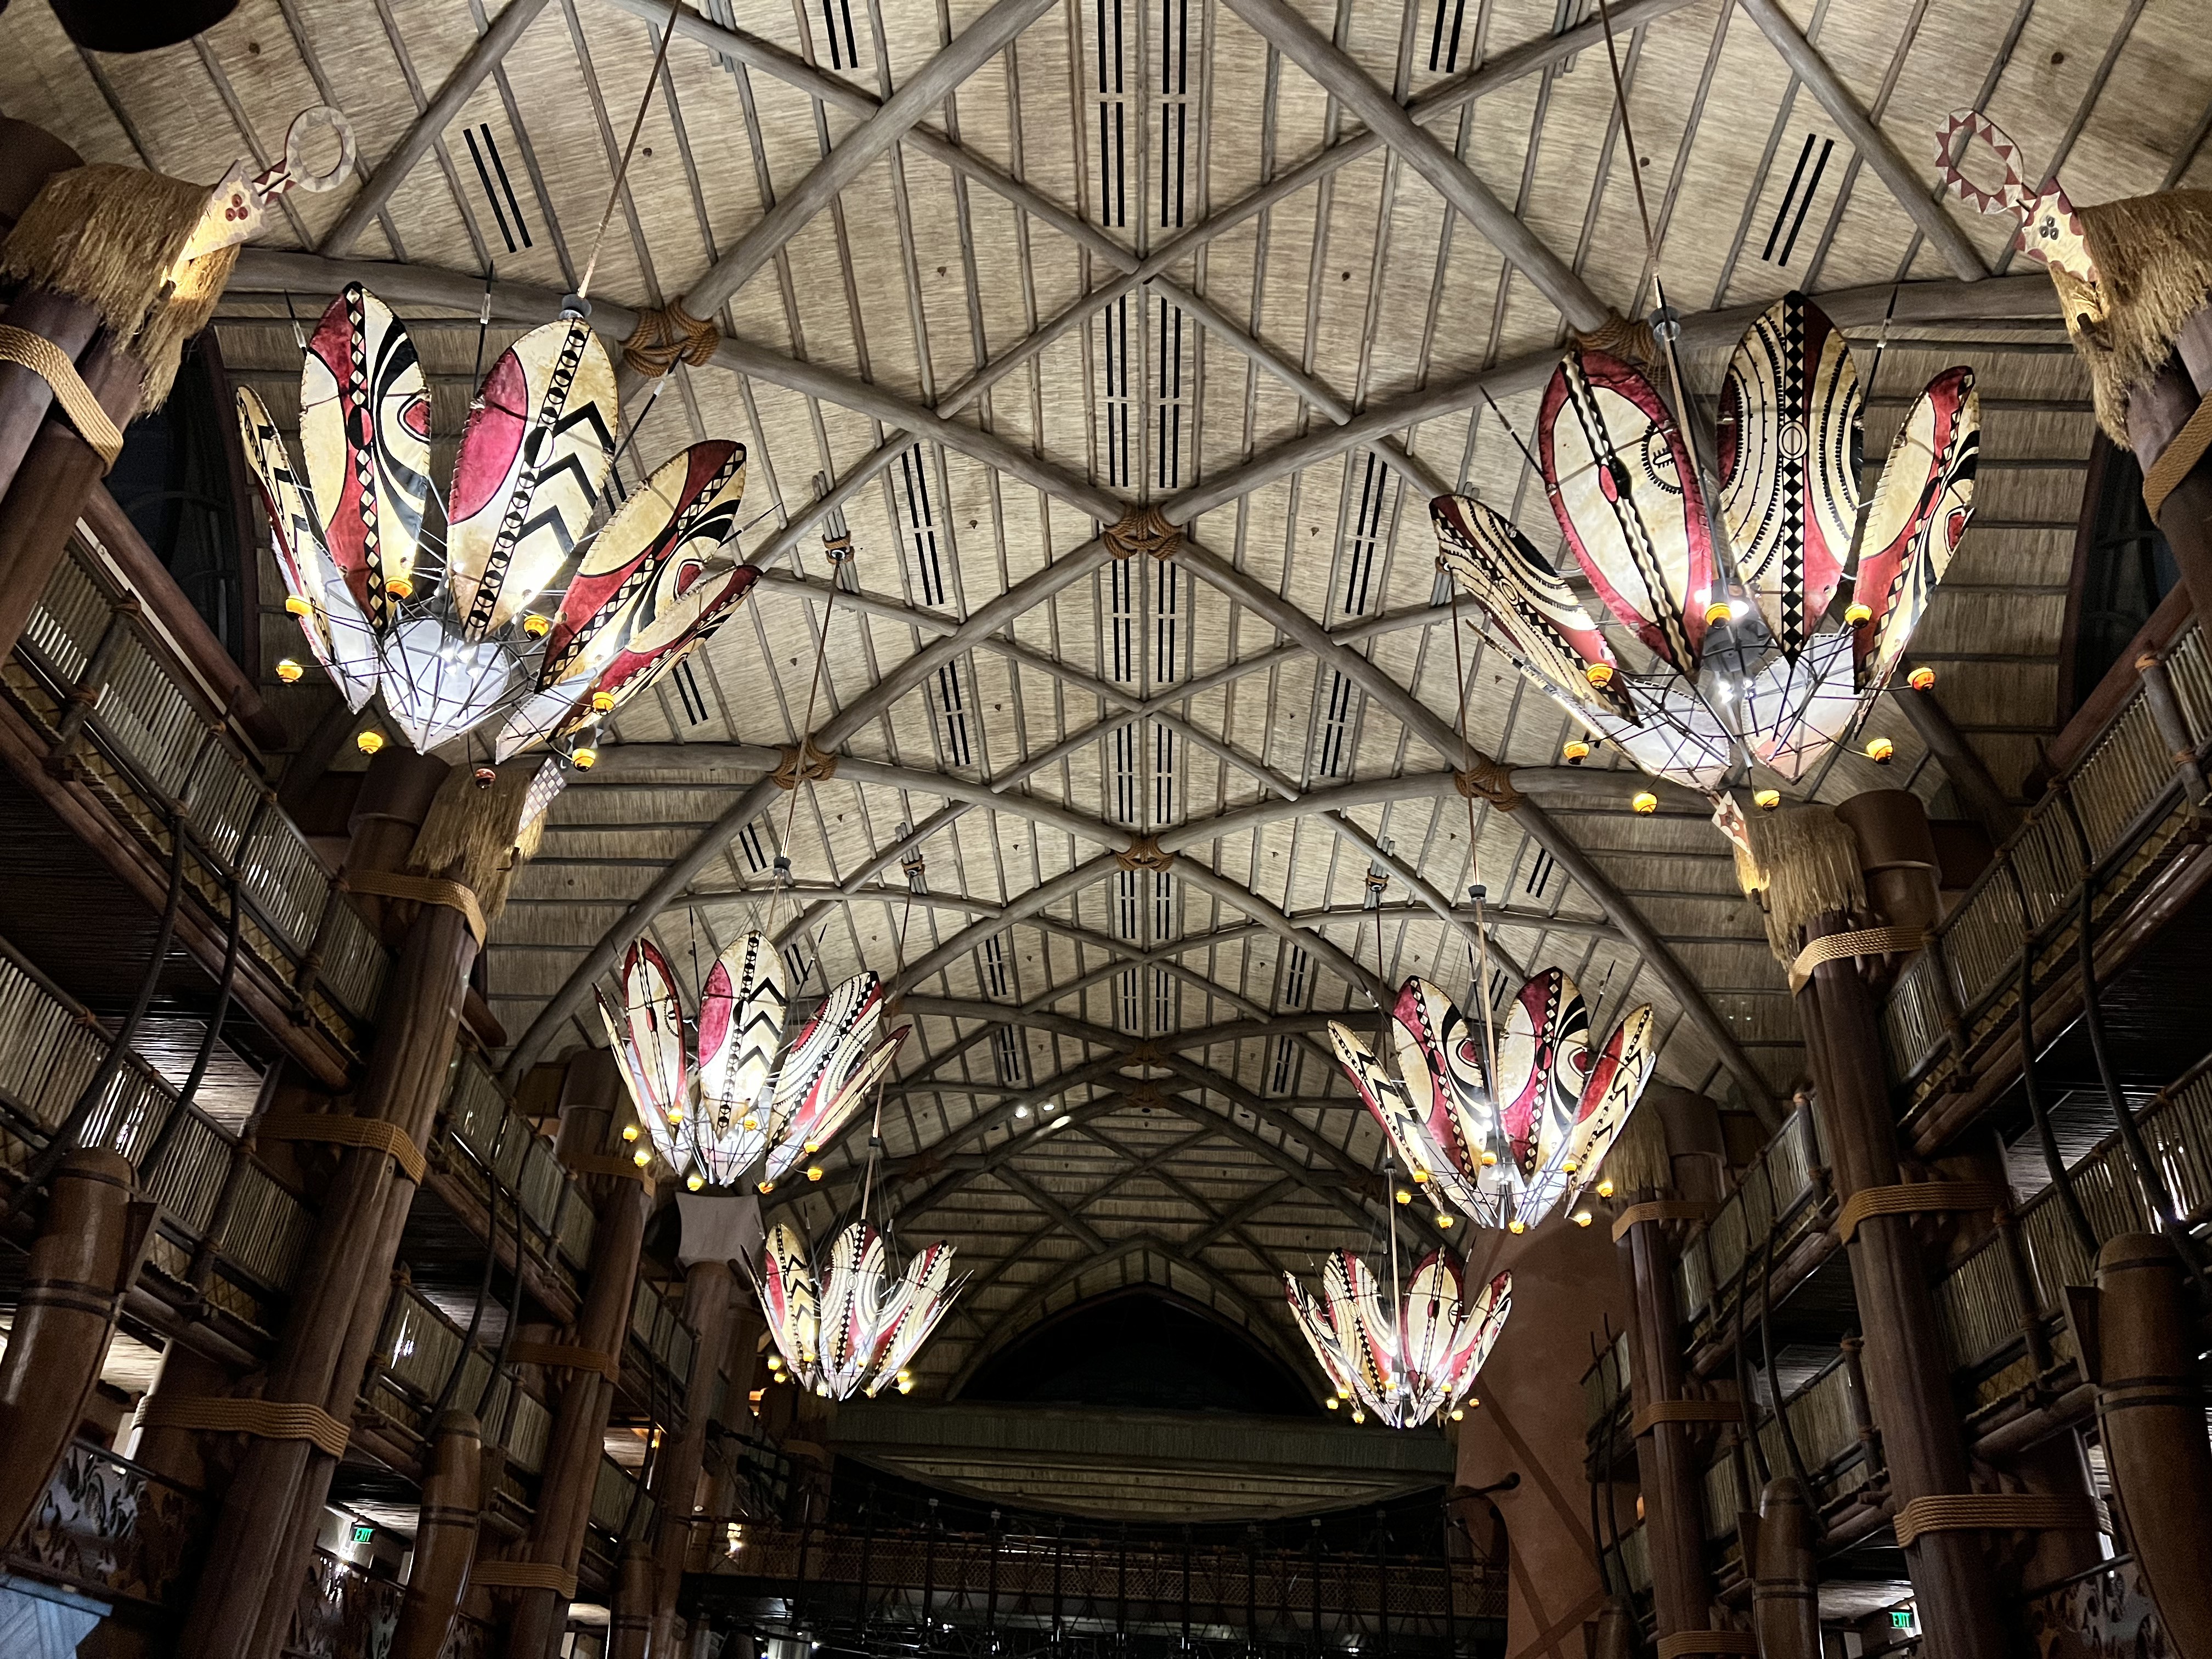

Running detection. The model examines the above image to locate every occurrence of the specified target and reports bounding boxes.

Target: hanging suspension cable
[575,0,683,303]
[1447,586,1503,1108]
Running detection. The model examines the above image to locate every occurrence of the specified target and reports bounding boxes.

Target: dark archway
[960,1287,1321,1415]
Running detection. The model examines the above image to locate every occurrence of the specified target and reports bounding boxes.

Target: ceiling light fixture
[239,283,760,766]
[1428,290,1978,819]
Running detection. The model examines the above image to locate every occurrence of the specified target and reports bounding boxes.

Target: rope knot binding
[771,738,839,791]
[1115,834,1173,873]
[1103,506,1184,562]
[622,299,720,379]
[1453,760,1522,812]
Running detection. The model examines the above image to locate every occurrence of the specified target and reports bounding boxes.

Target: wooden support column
[1748,1477,1819,1659]
[1616,1200,1713,1639]
[649,1257,737,1656]
[1797,920,2005,1658]
[0,1148,153,1548]
[0,331,146,658]
[498,1051,654,1659]
[390,1410,486,1659]
[177,752,478,1659]
[2130,353,2212,619]
[2091,1233,2212,1655]
[687,1301,765,1577]
[609,1538,654,1659]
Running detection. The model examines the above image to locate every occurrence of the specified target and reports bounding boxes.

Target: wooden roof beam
[321,0,552,258]
[1734,0,1987,284]
[1218,0,1610,334]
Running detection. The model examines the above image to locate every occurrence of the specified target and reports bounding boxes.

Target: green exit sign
[350,1522,375,1544]
[1890,1610,1914,1630]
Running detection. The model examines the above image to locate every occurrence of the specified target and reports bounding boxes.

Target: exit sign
[1890,1610,1914,1630]
[350,1522,375,1544]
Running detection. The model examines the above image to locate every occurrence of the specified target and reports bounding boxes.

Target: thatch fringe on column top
[0,164,239,410]
[1599,1103,1673,1200]
[1734,803,1864,963]
[407,761,549,928]
[2056,191,2212,445]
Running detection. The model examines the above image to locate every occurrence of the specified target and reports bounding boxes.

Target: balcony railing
[0,934,315,1332]
[438,1052,597,1300]
[7,1438,204,1609]
[631,1274,697,1392]
[723,1522,1506,1632]
[2,535,388,1061]
[1934,1046,2212,1393]
[1671,1103,1825,1339]
[281,1547,491,1659]
[368,1284,555,1494]
[1886,622,2212,1113]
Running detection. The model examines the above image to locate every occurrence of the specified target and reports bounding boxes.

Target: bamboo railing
[4,535,390,1060]
[0,933,314,1330]
[1883,623,2212,1110]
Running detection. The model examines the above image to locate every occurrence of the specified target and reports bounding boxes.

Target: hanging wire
[775,565,843,937]
[575,0,684,303]
[856,885,919,1232]
[1446,587,1503,1105]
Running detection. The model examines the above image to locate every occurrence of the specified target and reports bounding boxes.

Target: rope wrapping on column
[1834,1180,2010,1245]
[341,869,488,946]
[1653,1633,1758,1656]
[139,1396,351,1459]
[470,1561,579,1596]
[1893,1493,2100,1549]
[0,325,123,467]
[1631,1398,1741,1436]
[2142,396,2212,518]
[1610,1199,1714,1242]
[507,1341,621,1383]
[256,1111,428,1184]
[1786,924,1925,994]
[567,1153,658,1191]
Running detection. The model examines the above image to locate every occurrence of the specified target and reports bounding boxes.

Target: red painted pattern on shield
[450,351,527,522]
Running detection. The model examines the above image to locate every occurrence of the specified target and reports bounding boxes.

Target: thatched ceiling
[0,0,2193,1389]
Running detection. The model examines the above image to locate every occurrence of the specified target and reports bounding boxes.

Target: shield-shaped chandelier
[1431,290,1980,792]
[598,932,906,1191]
[1331,969,1657,1234]
[238,283,759,759]
[598,931,965,1399]
[755,1221,962,1400]
[1284,1248,1510,1429]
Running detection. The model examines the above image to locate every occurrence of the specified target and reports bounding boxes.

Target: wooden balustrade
[1883,622,2212,1119]
[1,534,389,1080]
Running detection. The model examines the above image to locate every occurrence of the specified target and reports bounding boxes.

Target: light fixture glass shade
[754,1221,963,1399]
[1284,1249,1509,1429]
[237,283,760,760]
[597,932,906,1188]
[1330,970,1657,1232]
[1431,291,1978,794]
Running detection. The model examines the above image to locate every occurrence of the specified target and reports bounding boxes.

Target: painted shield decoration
[538,440,748,691]
[1430,494,1621,709]
[298,284,430,631]
[1540,348,1717,678]
[1852,367,1979,702]
[446,316,620,639]
[1717,292,1861,657]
